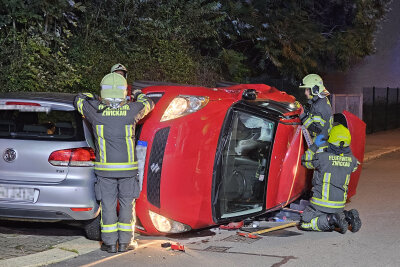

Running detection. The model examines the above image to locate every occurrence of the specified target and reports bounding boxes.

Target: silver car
[0,92,100,240]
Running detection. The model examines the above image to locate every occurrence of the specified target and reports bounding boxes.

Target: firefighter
[300,124,361,233]
[74,73,154,253]
[111,63,132,97]
[299,74,333,141]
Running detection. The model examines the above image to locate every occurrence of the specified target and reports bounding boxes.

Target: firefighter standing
[299,74,333,141]
[111,63,132,97]
[74,73,154,253]
[300,124,362,233]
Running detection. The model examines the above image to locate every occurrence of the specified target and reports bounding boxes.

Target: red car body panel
[134,84,365,235]
[267,124,309,209]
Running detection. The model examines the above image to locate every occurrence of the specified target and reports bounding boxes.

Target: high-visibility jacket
[302,144,359,213]
[74,92,154,178]
[300,96,333,138]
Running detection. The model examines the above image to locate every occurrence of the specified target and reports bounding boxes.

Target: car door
[336,111,366,199]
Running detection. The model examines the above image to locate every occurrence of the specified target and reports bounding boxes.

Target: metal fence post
[371,86,375,133]
[385,87,389,131]
[398,88,400,128]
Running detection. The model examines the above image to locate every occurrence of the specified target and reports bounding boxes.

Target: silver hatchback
[0,92,100,240]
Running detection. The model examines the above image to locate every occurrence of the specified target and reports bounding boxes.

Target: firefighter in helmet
[299,74,333,142]
[111,63,133,97]
[300,124,361,233]
[111,64,128,79]
[74,73,154,253]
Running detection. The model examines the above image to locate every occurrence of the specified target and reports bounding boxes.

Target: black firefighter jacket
[300,96,333,138]
[302,144,360,213]
[74,92,154,178]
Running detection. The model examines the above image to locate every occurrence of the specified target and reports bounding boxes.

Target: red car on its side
[132,83,365,235]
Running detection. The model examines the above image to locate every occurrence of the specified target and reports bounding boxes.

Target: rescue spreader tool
[301,125,313,147]
[237,222,298,239]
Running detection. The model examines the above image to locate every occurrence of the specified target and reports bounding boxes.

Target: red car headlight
[161,95,209,122]
[149,210,191,233]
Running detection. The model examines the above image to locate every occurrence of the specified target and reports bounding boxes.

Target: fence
[331,94,363,120]
[363,87,400,134]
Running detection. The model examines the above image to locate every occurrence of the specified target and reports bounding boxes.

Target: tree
[0,0,84,92]
[0,0,392,92]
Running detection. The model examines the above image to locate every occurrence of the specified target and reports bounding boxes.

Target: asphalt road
[1,150,399,267]
[41,151,400,267]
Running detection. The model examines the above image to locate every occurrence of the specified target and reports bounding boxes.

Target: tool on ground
[171,243,185,252]
[301,125,313,147]
[237,222,298,239]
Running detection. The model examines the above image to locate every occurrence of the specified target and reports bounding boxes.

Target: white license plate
[0,186,35,202]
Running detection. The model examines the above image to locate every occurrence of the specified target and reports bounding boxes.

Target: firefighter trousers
[300,205,333,231]
[95,176,138,245]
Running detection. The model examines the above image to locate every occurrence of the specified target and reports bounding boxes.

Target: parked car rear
[0,92,100,240]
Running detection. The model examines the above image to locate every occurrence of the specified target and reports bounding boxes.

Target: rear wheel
[83,215,101,241]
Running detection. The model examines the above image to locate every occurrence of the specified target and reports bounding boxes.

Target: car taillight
[49,147,95,167]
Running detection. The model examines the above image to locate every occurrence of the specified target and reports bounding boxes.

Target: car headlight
[149,210,191,233]
[161,95,209,122]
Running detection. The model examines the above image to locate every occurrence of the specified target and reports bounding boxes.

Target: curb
[363,146,400,162]
[0,237,99,267]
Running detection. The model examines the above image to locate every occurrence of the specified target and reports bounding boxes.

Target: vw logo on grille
[3,148,17,163]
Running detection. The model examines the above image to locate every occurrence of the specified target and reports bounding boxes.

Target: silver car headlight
[161,95,209,122]
[149,210,191,233]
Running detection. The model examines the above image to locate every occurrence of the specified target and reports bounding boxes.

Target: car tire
[83,215,101,241]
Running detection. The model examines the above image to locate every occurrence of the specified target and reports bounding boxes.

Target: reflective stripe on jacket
[74,93,154,178]
[301,144,359,213]
[301,97,333,138]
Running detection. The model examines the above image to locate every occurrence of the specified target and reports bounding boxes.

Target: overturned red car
[133,83,365,235]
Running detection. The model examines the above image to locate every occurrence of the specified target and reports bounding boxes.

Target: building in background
[324,1,400,132]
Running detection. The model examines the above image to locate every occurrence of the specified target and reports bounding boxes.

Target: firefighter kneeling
[300,124,362,233]
[74,73,154,252]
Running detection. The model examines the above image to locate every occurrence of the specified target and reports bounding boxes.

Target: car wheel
[83,215,101,241]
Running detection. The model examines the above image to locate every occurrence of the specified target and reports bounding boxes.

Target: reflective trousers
[300,205,332,231]
[95,176,138,245]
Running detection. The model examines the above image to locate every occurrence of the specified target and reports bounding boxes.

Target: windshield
[0,109,84,141]
[214,110,275,220]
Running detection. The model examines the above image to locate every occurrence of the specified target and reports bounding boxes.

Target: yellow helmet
[328,124,351,147]
[100,73,127,99]
[299,74,329,96]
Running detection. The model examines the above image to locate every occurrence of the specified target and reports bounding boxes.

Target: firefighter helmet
[110,63,128,78]
[100,73,127,108]
[328,124,351,147]
[299,74,329,97]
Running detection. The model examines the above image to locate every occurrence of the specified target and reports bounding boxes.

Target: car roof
[0,92,76,104]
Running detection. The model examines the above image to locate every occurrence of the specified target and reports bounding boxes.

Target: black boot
[118,240,138,252]
[327,212,348,234]
[101,243,117,253]
[344,209,362,233]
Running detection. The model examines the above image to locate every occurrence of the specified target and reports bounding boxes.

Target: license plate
[0,185,35,202]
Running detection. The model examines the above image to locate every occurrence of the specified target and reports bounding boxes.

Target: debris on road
[161,242,171,248]
[170,243,185,252]
[219,221,244,230]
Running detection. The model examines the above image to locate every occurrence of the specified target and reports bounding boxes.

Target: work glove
[299,107,307,121]
[314,134,325,147]
[80,93,95,101]
[131,89,143,100]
